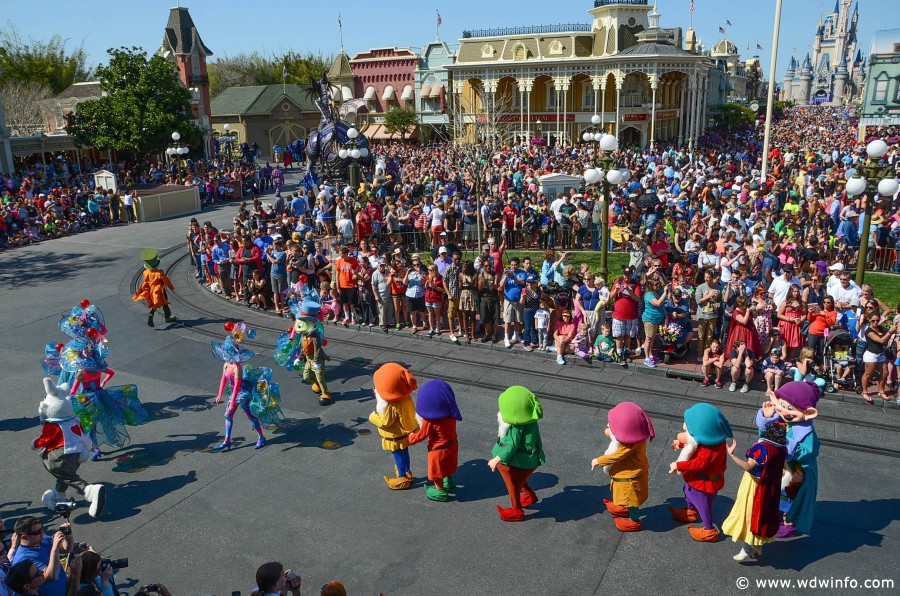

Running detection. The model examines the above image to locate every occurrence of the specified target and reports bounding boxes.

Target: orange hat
[373,362,417,401]
[320,582,347,596]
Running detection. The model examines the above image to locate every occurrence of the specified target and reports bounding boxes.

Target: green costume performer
[274,300,332,405]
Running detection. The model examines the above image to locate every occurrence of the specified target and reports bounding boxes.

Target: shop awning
[420,84,432,97]
[382,85,395,101]
[341,85,354,100]
[363,86,376,100]
[429,84,444,98]
[364,124,418,140]
[400,84,414,101]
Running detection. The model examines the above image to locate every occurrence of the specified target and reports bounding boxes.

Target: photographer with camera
[9,515,72,596]
[77,551,128,596]
[134,584,172,596]
[250,562,301,596]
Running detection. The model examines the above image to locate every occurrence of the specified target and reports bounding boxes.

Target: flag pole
[760,0,784,185]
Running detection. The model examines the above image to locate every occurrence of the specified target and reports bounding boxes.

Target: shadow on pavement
[275,419,359,451]
[80,470,199,522]
[531,483,604,522]
[1,252,118,286]
[0,415,41,432]
[143,395,216,422]
[759,498,900,570]
[111,432,221,473]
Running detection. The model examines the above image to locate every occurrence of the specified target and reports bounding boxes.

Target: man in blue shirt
[836,210,860,248]
[290,193,308,218]
[499,257,527,348]
[11,516,70,596]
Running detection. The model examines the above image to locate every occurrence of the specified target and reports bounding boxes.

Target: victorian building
[158,6,214,154]
[415,40,453,142]
[782,0,865,105]
[858,28,900,134]
[350,47,419,140]
[446,0,712,150]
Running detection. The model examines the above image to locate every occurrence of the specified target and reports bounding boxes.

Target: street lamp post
[536,119,542,144]
[167,131,188,182]
[582,115,627,280]
[338,127,369,190]
[846,138,899,285]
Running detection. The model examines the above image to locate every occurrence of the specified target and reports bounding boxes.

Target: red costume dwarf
[408,379,462,502]
[669,403,733,542]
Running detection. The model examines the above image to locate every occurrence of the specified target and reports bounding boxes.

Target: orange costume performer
[408,379,462,502]
[368,363,420,490]
[133,248,177,327]
[592,401,655,532]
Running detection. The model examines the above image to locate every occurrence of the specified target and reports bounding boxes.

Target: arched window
[514,44,528,61]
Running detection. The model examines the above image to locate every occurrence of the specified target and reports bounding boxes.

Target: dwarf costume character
[33,377,106,518]
[369,363,420,490]
[593,402,655,532]
[755,381,820,538]
[132,248,177,327]
[408,379,462,502]
[274,300,331,405]
[489,386,545,522]
[669,403,733,542]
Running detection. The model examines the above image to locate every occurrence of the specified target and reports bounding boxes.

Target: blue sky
[5,0,895,82]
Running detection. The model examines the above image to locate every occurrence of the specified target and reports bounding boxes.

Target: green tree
[0,22,92,94]
[384,107,418,139]
[66,47,200,159]
[711,103,755,128]
[207,50,333,98]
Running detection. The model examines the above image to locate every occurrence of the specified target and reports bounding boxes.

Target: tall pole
[759,0,784,185]
[855,194,873,286]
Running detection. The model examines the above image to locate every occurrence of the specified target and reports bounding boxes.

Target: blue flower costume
[40,301,145,452]
[212,322,283,451]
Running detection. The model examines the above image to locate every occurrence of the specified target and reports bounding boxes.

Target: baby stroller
[822,328,863,394]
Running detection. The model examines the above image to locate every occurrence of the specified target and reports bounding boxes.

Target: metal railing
[462,23,592,38]
[594,0,648,6]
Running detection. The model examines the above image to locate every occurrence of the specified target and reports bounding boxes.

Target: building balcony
[594,0,648,6]
[462,23,591,38]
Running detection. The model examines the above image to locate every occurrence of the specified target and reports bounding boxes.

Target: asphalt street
[1,183,898,595]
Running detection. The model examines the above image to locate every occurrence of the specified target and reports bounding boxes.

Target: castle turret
[783,55,797,101]
[832,53,848,105]
[798,52,813,104]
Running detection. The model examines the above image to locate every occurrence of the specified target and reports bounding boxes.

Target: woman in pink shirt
[553,309,577,365]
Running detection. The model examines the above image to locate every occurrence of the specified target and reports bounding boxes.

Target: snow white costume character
[274,300,332,405]
[212,321,283,452]
[41,300,146,460]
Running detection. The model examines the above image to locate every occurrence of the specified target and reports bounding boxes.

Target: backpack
[747,249,763,279]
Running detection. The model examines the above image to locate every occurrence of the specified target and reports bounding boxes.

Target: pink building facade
[350,47,418,138]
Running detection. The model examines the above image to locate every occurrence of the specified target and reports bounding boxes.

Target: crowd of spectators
[1,516,346,595]
[0,153,273,249]
[193,105,899,399]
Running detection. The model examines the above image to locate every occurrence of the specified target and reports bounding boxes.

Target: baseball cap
[828,263,844,271]
[267,222,276,227]
[488,238,496,244]
[782,263,795,272]
[525,273,538,283]
[849,296,861,307]
[438,246,448,254]
[440,231,448,237]
[482,244,490,251]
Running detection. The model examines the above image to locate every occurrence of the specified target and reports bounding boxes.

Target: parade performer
[668,403,733,542]
[487,386,545,522]
[274,300,332,405]
[721,422,789,562]
[368,363,419,490]
[407,379,462,502]
[592,402,655,532]
[212,321,283,451]
[133,247,177,327]
[33,377,106,518]
[41,300,145,460]
[755,381,820,538]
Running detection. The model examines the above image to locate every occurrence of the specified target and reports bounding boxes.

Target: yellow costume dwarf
[368,363,420,489]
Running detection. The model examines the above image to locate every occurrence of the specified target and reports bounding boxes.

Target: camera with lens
[101,557,129,570]
[55,501,77,517]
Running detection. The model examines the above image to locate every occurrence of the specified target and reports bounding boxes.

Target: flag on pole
[689,0,694,14]
[283,64,287,79]
[718,26,726,34]
[757,43,764,50]
[338,13,342,29]
[726,19,733,26]
[437,9,442,27]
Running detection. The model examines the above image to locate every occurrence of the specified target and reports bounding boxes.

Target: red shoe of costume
[669,505,700,523]
[497,504,525,522]
[603,498,629,518]
[520,487,539,508]
[688,526,719,542]
[614,517,642,532]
